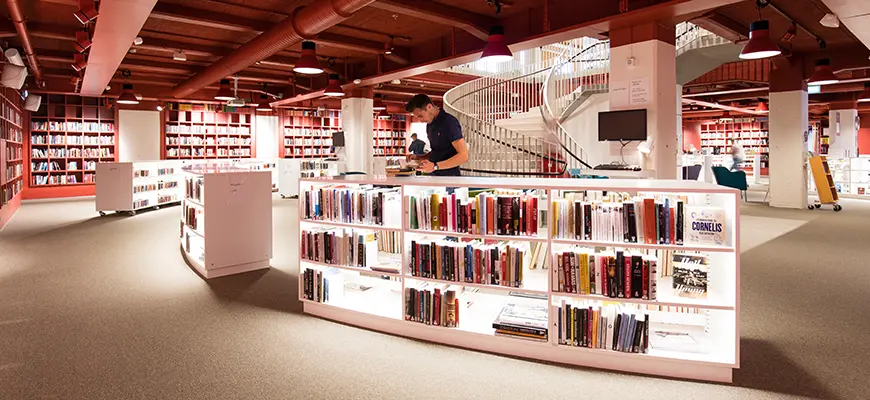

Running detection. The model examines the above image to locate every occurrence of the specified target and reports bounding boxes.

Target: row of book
[1,180,22,204]
[166,136,252,145]
[373,130,405,138]
[552,248,658,300]
[183,202,202,232]
[134,168,175,178]
[285,138,333,146]
[300,161,330,171]
[551,193,727,246]
[373,139,404,146]
[30,148,113,158]
[3,126,23,143]
[301,228,382,269]
[185,177,203,202]
[301,268,331,303]
[302,185,401,227]
[2,102,21,126]
[404,287,458,327]
[6,146,21,160]
[409,238,535,288]
[31,161,62,172]
[134,181,179,194]
[32,174,79,185]
[555,301,650,353]
[68,161,97,171]
[373,149,405,156]
[5,163,22,180]
[285,148,335,157]
[166,148,252,157]
[283,127,339,137]
[32,122,114,132]
[165,125,251,135]
[157,194,178,205]
[407,191,540,236]
[492,303,548,341]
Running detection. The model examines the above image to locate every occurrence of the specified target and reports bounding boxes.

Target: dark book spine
[579,308,586,347]
[643,314,650,353]
[584,203,592,240]
[607,257,617,298]
[511,196,520,235]
[499,197,512,236]
[633,320,644,353]
[612,313,621,351]
[574,201,582,239]
[627,203,637,243]
[676,200,684,245]
[615,251,624,298]
[631,255,643,298]
[491,323,548,337]
[624,254,632,299]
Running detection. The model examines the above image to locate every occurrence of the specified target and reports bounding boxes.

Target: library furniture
[277,158,341,198]
[297,176,740,383]
[27,94,117,199]
[95,160,184,216]
[808,156,842,211]
[373,114,409,157]
[700,119,768,176]
[162,105,254,160]
[180,163,272,279]
[279,108,340,159]
[711,166,748,201]
[0,86,24,229]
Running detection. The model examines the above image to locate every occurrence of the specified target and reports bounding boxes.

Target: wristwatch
[433,161,439,171]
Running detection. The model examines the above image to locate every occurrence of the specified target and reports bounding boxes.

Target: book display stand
[180,163,273,279]
[298,176,740,382]
[95,161,184,216]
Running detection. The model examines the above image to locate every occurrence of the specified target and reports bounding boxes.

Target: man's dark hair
[405,94,434,112]
[411,133,417,139]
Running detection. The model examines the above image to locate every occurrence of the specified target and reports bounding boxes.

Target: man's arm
[432,138,468,169]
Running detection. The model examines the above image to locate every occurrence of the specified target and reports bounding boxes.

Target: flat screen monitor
[332,131,345,147]
[598,109,647,141]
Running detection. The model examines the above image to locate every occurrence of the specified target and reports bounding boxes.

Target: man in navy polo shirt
[405,94,468,176]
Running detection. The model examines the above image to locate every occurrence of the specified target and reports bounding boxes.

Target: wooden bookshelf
[0,86,24,228]
[162,104,254,160]
[700,119,769,175]
[27,94,117,199]
[279,108,340,159]
[373,114,409,157]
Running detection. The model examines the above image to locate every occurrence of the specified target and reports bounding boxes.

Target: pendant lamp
[256,94,272,111]
[214,79,234,101]
[480,25,513,63]
[373,94,387,111]
[377,109,390,119]
[808,58,839,86]
[858,83,870,102]
[739,20,781,60]
[324,74,344,97]
[117,83,139,105]
[293,41,324,75]
[756,101,769,112]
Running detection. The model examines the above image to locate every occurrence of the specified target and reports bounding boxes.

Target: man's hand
[417,160,436,173]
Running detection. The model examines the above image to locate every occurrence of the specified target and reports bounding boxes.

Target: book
[405,190,540,236]
[409,238,531,288]
[671,253,709,299]
[492,303,548,340]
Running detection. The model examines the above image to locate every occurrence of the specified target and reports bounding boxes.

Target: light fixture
[117,83,139,105]
[384,39,394,55]
[71,54,87,72]
[391,79,401,85]
[73,0,98,24]
[858,83,870,102]
[739,20,781,60]
[756,101,769,112]
[377,109,390,119]
[214,79,235,100]
[156,104,164,111]
[373,94,387,110]
[74,30,91,53]
[256,94,272,111]
[808,58,839,86]
[293,41,324,75]
[133,36,143,46]
[173,50,187,61]
[637,141,651,154]
[480,25,513,63]
[323,74,344,97]
[819,13,840,28]
[353,78,361,84]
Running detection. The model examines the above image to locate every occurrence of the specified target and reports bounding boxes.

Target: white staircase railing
[676,21,729,56]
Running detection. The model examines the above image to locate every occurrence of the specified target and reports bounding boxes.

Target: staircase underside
[677,43,742,85]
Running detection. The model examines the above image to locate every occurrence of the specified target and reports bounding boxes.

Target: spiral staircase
[443,23,738,177]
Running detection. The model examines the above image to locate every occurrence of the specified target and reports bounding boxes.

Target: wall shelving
[0,86,24,228]
[163,105,254,160]
[297,176,740,383]
[700,119,768,175]
[373,114,408,157]
[280,108,340,159]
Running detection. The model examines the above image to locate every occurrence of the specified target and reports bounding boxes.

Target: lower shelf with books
[300,267,403,320]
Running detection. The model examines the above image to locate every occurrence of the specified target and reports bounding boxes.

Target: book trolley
[808,156,842,211]
[297,176,740,382]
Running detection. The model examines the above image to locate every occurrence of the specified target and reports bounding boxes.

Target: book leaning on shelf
[302,268,334,303]
[301,228,381,268]
[409,238,531,288]
[302,185,401,227]
[552,247,657,300]
[405,286,458,327]
[407,190,539,236]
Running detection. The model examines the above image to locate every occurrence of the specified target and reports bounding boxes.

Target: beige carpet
[0,195,867,400]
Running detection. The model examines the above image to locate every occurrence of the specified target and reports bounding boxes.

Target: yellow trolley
[808,155,842,211]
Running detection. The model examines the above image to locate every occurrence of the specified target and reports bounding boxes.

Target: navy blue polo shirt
[426,108,463,176]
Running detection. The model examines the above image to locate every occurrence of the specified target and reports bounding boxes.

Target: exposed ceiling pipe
[171,0,376,99]
[5,0,43,83]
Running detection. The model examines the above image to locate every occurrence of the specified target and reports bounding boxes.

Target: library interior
[2,0,870,399]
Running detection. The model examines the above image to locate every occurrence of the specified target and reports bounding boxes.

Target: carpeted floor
[0,195,868,400]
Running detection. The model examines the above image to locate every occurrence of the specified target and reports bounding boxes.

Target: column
[341,93,373,173]
[826,101,859,158]
[676,83,683,178]
[608,22,678,179]
[768,60,808,209]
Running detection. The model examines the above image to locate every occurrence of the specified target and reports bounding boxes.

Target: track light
[480,25,513,63]
[373,93,387,111]
[133,36,143,46]
[819,13,840,28]
[173,50,187,61]
[72,54,87,72]
[74,30,91,53]
[293,41,324,75]
[117,83,139,105]
[73,0,98,25]
[323,74,344,97]
[156,104,164,111]
[214,79,235,101]
[808,58,839,86]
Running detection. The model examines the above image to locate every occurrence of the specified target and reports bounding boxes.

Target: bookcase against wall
[373,114,409,157]
[279,108,341,159]
[700,119,768,175]
[298,176,740,383]
[0,86,24,229]
[181,164,272,279]
[27,94,117,199]
[162,105,254,160]
[95,160,184,216]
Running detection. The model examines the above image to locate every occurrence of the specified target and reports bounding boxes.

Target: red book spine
[641,257,649,300]
[669,206,676,244]
[624,256,632,299]
[500,251,507,287]
[643,199,656,244]
[454,298,460,326]
[474,248,481,284]
[440,200,447,231]
[434,290,441,326]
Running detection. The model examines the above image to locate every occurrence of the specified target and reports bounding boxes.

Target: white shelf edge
[300,219,402,231]
[405,275,549,295]
[300,259,402,277]
[550,292,735,311]
[550,238,735,253]
[406,228,547,242]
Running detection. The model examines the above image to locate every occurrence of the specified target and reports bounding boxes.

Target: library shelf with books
[180,163,272,279]
[0,86,24,229]
[161,104,254,160]
[279,108,341,159]
[95,161,184,216]
[277,158,341,198]
[298,175,740,382]
[27,94,117,199]
[699,119,768,175]
[372,114,408,157]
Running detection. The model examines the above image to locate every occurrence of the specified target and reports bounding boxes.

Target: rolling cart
[808,155,842,211]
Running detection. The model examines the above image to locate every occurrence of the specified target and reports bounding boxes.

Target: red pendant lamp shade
[377,109,390,119]
[859,83,870,102]
[808,58,839,86]
[324,74,344,97]
[480,25,513,63]
[117,83,139,105]
[373,94,386,110]
[756,101,769,112]
[214,79,234,100]
[739,20,781,60]
[256,94,271,111]
[293,41,324,75]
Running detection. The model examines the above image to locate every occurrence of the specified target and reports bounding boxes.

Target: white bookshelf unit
[277,158,340,198]
[297,176,740,383]
[95,161,183,215]
[181,163,273,279]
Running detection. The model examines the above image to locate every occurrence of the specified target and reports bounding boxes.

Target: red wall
[859,113,870,155]
[682,121,702,152]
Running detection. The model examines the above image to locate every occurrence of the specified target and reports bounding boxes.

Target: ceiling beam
[368,0,495,41]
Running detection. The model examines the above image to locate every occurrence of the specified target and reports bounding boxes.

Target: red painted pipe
[171,0,375,99]
[6,0,43,83]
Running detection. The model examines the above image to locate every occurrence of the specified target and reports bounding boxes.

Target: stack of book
[407,190,539,236]
[492,303,548,341]
[555,302,649,353]
[409,238,531,288]
[302,185,401,226]
[552,247,657,300]
[405,287,458,327]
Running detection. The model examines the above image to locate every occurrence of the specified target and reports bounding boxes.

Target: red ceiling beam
[81,0,158,96]
[368,0,496,41]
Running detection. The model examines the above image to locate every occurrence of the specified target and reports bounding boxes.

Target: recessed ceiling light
[133,36,143,46]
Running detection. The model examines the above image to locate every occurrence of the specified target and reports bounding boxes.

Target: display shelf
[280,108,340,159]
[95,161,184,215]
[302,258,403,278]
[699,119,769,175]
[276,158,341,197]
[179,163,272,279]
[298,176,740,382]
[162,104,254,160]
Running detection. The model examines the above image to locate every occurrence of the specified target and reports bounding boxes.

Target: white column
[827,109,859,158]
[341,97,373,173]
[255,115,279,161]
[119,110,160,161]
[676,83,683,179]
[609,39,677,178]
[769,90,808,209]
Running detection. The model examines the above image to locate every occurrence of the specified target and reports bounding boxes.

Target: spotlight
[819,13,840,28]
[293,41,324,75]
[71,54,87,72]
[133,36,143,46]
[373,94,387,111]
[384,39,394,55]
[173,50,187,61]
[214,79,235,101]
[74,30,91,53]
[73,0,98,25]
[156,104,164,111]
[323,74,345,97]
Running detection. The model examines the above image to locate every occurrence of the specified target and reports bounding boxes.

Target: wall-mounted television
[332,131,345,147]
[598,109,647,141]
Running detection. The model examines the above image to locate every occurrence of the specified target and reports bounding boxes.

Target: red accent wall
[682,121,702,152]
[859,112,870,155]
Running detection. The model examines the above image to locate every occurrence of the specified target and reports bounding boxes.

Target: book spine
[623,253,632,299]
